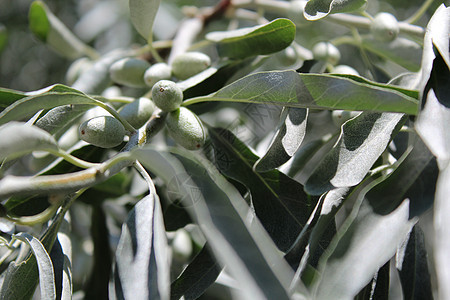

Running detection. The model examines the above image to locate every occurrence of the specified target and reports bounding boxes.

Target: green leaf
[12,233,56,300]
[208,127,312,252]
[0,201,70,299]
[313,198,416,299]
[254,107,308,171]
[397,226,433,300]
[0,122,59,161]
[206,18,296,59]
[29,1,93,59]
[49,216,72,300]
[113,193,171,300]
[133,147,301,299]
[185,70,419,115]
[170,244,221,300]
[305,112,405,195]
[304,0,367,21]
[0,84,100,125]
[362,36,422,72]
[129,0,161,42]
[0,87,26,112]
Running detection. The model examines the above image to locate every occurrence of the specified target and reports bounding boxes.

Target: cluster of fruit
[78,52,209,150]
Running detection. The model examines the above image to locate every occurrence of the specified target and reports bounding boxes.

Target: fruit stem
[52,148,99,169]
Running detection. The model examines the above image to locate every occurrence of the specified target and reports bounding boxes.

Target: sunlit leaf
[313,198,416,299]
[185,70,419,115]
[208,127,312,251]
[305,112,405,195]
[254,107,308,171]
[133,147,300,299]
[129,0,161,42]
[304,0,367,21]
[206,19,296,59]
[114,192,171,300]
[12,233,56,300]
[29,1,93,59]
[0,122,59,161]
[0,84,101,125]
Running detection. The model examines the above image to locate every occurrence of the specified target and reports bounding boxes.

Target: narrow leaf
[362,37,422,72]
[0,87,26,111]
[0,197,72,299]
[304,0,367,21]
[305,112,405,195]
[29,1,93,59]
[206,18,296,59]
[397,226,433,300]
[313,199,415,299]
[170,244,221,300]
[12,233,56,300]
[133,147,301,299]
[187,70,419,115]
[114,193,171,300]
[0,84,100,125]
[254,107,308,171]
[129,0,161,42]
[208,127,312,252]
[0,122,59,161]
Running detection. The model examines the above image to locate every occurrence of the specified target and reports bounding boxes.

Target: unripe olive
[144,63,172,87]
[171,52,211,80]
[151,80,183,112]
[79,116,125,148]
[66,57,92,85]
[331,110,360,127]
[332,65,360,76]
[312,42,341,65]
[119,97,156,129]
[109,57,150,88]
[171,229,193,261]
[276,46,298,66]
[166,107,206,150]
[370,12,399,42]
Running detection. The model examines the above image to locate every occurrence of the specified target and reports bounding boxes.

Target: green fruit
[151,80,183,112]
[312,42,341,65]
[332,65,359,76]
[144,63,172,87]
[66,57,92,85]
[370,12,399,42]
[171,52,211,80]
[109,57,150,87]
[119,97,156,129]
[166,107,206,150]
[79,116,125,148]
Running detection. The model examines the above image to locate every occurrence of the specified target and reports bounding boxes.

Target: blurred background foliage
[0,0,439,91]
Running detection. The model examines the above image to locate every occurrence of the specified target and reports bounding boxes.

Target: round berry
[151,80,183,112]
[370,12,399,42]
[109,57,150,88]
[144,63,172,87]
[312,42,341,65]
[166,107,206,150]
[332,65,360,76]
[79,116,125,148]
[171,52,211,80]
[119,97,156,129]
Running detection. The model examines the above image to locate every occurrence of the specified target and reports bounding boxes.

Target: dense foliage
[0,0,448,299]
